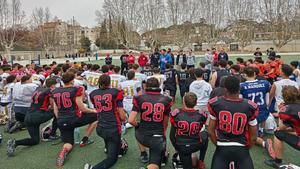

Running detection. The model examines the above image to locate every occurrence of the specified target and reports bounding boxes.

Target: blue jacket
[160,53,172,71]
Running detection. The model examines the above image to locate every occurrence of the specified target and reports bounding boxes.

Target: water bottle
[0,133,2,145]
[74,128,80,144]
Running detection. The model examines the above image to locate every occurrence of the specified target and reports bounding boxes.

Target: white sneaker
[125,123,133,129]
[84,163,93,169]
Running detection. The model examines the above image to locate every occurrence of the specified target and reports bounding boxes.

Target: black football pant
[171,131,209,169]
[275,130,300,151]
[93,128,121,169]
[57,113,97,145]
[164,88,177,98]
[121,64,128,76]
[136,130,166,166]
[211,146,254,169]
[15,110,54,146]
[178,84,186,98]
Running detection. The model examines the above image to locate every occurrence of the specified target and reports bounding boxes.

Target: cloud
[21,0,103,27]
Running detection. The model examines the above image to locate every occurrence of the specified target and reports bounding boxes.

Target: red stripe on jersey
[132,97,140,112]
[169,116,177,127]
[280,113,300,135]
[114,90,124,135]
[207,103,216,117]
[75,87,82,118]
[40,93,50,110]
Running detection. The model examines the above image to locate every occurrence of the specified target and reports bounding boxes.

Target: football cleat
[7,139,16,157]
[265,139,276,159]
[118,138,128,157]
[56,148,69,167]
[80,137,94,147]
[265,159,282,169]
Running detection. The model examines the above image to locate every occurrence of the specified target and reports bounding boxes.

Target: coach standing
[120,50,129,76]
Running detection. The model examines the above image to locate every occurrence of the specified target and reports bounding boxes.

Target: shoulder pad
[170,109,180,117]
[208,96,218,105]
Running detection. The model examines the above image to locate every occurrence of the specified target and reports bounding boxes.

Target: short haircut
[236,57,244,63]
[52,67,62,75]
[45,77,57,88]
[61,72,75,84]
[180,63,187,69]
[184,92,197,108]
[127,70,135,80]
[6,75,16,84]
[101,65,109,73]
[98,74,111,89]
[62,64,70,73]
[282,86,300,104]
[113,66,121,73]
[67,68,78,75]
[188,68,195,77]
[109,65,114,71]
[281,64,293,77]
[199,62,206,68]
[146,77,160,88]
[244,66,255,77]
[194,68,204,78]
[132,64,139,70]
[230,65,241,73]
[128,63,133,70]
[290,61,299,68]
[153,67,160,74]
[21,75,31,84]
[227,61,233,66]
[91,64,100,71]
[224,76,240,94]
[219,60,227,68]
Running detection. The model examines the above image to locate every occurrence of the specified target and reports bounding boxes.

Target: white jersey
[32,74,46,87]
[274,79,299,110]
[148,74,166,92]
[85,72,102,93]
[0,72,10,90]
[120,80,141,113]
[189,80,212,109]
[134,72,147,83]
[13,82,38,107]
[1,83,15,103]
[109,74,126,89]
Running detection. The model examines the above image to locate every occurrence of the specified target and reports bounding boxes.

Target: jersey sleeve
[76,86,84,97]
[132,96,140,112]
[207,97,218,120]
[170,109,180,127]
[164,97,174,116]
[248,100,259,126]
[199,109,208,125]
[116,89,124,107]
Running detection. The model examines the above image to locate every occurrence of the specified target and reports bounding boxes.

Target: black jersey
[51,86,83,118]
[150,52,160,67]
[164,68,176,90]
[31,87,51,111]
[202,69,211,82]
[279,104,300,135]
[141,69,154,77]
[170,108,207,145]
[90,88,124,134]
[177,70,189,85]
[208,96,258,146]
[132,88,173,136]
[216,69,230,87]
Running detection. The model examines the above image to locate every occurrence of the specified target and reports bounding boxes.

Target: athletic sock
[275,158,282,164]
[141,151,147,156]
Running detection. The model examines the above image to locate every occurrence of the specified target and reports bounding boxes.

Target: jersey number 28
[141,102,165,122]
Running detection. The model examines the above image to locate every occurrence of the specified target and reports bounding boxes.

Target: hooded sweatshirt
[189,79,212,109]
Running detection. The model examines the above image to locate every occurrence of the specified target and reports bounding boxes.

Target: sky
[21,0,104,27]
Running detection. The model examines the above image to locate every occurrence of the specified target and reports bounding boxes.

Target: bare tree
[32,7,59,54]
[0,0,25,59]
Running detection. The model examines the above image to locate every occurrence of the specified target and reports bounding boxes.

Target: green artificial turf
[0,54,299,169]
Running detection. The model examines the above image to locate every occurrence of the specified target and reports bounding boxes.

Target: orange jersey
[275,59,284,76]
[267,61,277,78]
